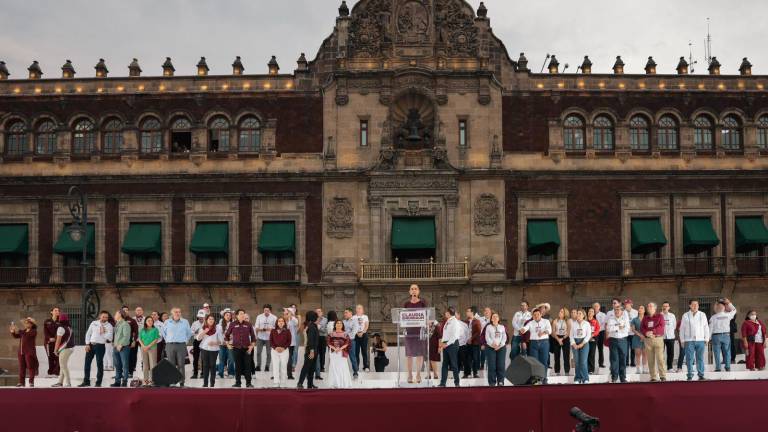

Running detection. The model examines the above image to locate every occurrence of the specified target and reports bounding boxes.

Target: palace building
[1,0,768,354]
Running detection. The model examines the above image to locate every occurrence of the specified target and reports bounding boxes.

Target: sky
[0,0,766,78]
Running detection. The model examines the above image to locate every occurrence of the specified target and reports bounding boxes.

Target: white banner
[398,309,428,327]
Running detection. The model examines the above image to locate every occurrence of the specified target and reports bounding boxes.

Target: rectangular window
[459,120,468,147]
[360,120,369,147]
[759,129,768,149]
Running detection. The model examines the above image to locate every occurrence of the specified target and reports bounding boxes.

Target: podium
[391,307,436,387]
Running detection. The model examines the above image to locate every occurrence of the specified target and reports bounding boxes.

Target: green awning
[258,221,296,253]
[121,223,161,255]
[683,217,720,249]
[190,222,229,254]
[736,216,768,249]
[391,218,436,250]
[630,218,667,253]
[526,220,561,253]
[53,223,95,256]
[0,224,28,255]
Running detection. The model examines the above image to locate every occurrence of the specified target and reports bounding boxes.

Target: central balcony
[359,258,470,282]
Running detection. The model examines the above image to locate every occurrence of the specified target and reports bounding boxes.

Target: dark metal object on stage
[152,359,184,387]
[570,407,600,432]
[505,355,546,385]
[67,185,99,342]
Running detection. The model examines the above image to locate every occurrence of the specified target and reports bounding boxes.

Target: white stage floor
[11,345,767,389]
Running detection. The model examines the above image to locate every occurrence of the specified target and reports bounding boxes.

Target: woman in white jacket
[484,312,508,386]
[196,314,222,388]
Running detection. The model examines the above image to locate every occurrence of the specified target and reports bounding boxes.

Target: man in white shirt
[661,302,677,371]
[709,299,736,372]
[78,311,113,387]
[510,301,532,361]
[680,300,710,381]
[479,306,492,370]
[606,298,630,383]
[254,304,277,372]
[438,306,461,387]
[623,299,638,367]
[592,302,607,368]
[520,308,552,384]
[190,309,205,379]
[342,308,360,378]
[353,304,371,372]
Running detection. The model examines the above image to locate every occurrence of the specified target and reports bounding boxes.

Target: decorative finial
[708,56,721,75]
[128,58,142,77]
[676,56,689,75]
[232,56,244,75]
[95,58,108,78]
[645,56,657,74]
[739,57,753,76]
[612,56,625,74]
[516,53,529,72]
[296,53,308,71]
[28,60,42,79]
[61,60,76,78]
[268,55,280,75]
[0,60,9,80]
[581,56,592,74]
[547,55,559,74]
[477,2,488,18]
[338,1,349,17]
[162,57,175,76]
[196,56,209,76]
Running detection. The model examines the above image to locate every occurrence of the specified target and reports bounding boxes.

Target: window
[758,116,768,150]
[72,119,95,155]
[721,115,742,151]
[170,118,192,153]
[35,120,57,155]
[360,119,369,147]
[458,119,467,148]
[629,116,650,152]
[102,119,123,154]
[657,116,679,151]
[592,116,614,151]
[5,121,27,156]
[693,115,714,151]
[140,118,163,154]
[208,117,230,152]
[238,116,261,153]
[563,115,585,152]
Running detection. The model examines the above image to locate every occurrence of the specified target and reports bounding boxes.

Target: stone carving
[376,147,397,170]
[473,255,502,272]
[396,1,431,44]
[327,197,354,238]
[432,146,451,169]
[407,200,420,215]
[435,0,478,57]
[349,0,391,58]
[323,259,355,274]
[474,193,500,236]
[370,176,458,190]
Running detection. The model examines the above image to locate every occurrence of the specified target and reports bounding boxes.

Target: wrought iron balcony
[522,257,728,281]
[359,258,470,281]
[0,266,104,286]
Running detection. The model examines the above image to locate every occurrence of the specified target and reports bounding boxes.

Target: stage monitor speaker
[152,359,183,387]
[506,355,546,385]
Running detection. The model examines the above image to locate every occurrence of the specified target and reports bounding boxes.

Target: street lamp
[67,185,99,341]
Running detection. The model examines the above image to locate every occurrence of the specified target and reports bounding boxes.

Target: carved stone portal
[474,193,500,236]
[326,197,354,238]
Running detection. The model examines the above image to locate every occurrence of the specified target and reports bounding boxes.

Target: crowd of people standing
[8,286,767,388]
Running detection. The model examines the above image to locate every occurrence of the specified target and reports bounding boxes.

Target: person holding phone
[52,314,75,387]
[79,311,113,387]
[10,317,39,387]
[520,308,552,384]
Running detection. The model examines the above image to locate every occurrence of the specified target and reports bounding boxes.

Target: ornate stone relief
[472,255,502,272]
[326,197,354,238]
[474,193,500,236]
[369,176,458,191]
[434,0,478,57]
[396,0,431,44]
[348,0,391,58]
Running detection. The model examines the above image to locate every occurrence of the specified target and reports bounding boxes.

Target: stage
[2,380,766,432]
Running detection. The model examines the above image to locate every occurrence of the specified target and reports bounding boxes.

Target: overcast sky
[0,0,765,78]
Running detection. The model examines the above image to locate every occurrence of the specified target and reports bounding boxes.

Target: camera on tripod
[570,407,600,432]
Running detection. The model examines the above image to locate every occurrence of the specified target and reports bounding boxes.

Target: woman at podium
[404,284,427,383]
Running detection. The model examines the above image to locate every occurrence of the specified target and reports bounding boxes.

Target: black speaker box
[505,355,546,385]
[152,359,183,387]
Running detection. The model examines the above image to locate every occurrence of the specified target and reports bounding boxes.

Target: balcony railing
[523,257,728,281]
[360,258,470,281]
[733,256,768,275]
[0,265,301,286]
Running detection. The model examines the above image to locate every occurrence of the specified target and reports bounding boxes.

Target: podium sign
[398,309,429,327]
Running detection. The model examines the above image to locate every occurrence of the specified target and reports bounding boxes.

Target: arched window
[170,117,192,153]
[72,119,95,155]
[208,117,230,152]
[758,116,768,149]
[102,119,123,154]
[5,121,27,156]
[629,116,650,151]
[140,117,163,154]
[563,115,585,152]
[693,115,714,151]
[238,116,262,153]
[721,115,742,151]
[657,115,679,151]
[36,120,57,155]
[592,115,614,151]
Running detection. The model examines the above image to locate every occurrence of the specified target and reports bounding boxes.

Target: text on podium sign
[398,309,428,327]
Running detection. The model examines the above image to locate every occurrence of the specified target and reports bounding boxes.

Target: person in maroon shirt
[462,307,483,378]
[10,317,39,387]
[225,309,256,388]
[43,307,60,377]
[269,316,292,387]
[741,310,767,371]
[641,302,666,382]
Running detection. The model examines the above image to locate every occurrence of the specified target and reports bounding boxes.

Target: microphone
[570,407,600,427]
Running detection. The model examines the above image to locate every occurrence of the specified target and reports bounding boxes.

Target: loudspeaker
[505,355,546,385]
[152,359,183,387]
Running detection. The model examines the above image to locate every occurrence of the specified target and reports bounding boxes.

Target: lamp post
[66,186,99,341]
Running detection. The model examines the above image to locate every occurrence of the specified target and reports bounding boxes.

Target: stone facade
[1,0,768,360]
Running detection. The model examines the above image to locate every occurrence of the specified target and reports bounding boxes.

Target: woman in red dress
[741,310,767,371]
[10,317,39,387]
[404,283,427,383]
[428,319,443,380]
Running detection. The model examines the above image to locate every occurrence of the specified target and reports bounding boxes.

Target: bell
[407,125,421,141]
